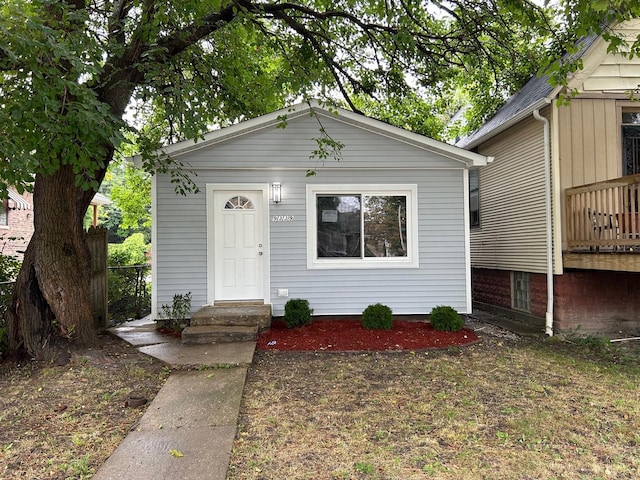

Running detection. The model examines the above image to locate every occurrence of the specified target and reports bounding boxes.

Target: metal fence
[0,265,151,329]
[1,281,13,353]
[108,264,151,323]
[0,280,13,323]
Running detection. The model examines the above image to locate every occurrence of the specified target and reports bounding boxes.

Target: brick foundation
[473,267,640,335]
[472,268,547,318]
[554,270,640,334]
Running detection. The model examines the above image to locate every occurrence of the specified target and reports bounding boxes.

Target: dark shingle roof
[456,35,600,149]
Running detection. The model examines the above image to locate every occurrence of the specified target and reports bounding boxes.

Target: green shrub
[430,305,463,332]
[362,303,393,330]
[0,254,21,357]
[108,233,149,266]
[108,233,151,321]
[283,299,314,328]
[158,292,192,332]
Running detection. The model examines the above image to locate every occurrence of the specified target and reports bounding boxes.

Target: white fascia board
[130,99,491,168]
[321,107,491,167]
[162,104,315,158]
[128,103,315,166]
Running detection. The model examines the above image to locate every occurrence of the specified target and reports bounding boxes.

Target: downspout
[533,108,554,336]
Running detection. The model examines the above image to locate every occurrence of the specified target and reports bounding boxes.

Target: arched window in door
[224,195,255,210]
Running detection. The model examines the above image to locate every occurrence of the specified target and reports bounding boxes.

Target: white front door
[213,190,265,301]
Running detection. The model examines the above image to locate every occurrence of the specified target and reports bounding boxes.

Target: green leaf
[591,0,611,11]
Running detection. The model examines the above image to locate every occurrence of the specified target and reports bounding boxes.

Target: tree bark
[7,166,98,360]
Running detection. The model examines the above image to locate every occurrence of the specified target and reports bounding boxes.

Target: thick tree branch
[107,0,133,39]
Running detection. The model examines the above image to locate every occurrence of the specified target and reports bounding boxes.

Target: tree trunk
[7,166,97,360]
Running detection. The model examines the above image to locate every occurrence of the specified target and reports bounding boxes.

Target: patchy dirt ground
[229,322,640,480]
[0,334,168,480]
[2,319,640,480]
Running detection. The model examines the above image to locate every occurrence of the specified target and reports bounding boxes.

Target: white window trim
[306,184,419,269]
[0,201,8,228]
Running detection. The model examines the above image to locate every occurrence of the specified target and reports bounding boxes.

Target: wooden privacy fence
[86,226,108,331]
[565,173,640,252]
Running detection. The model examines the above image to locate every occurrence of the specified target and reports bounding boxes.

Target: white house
[146,101,490,337]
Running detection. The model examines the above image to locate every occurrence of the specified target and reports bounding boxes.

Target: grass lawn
[1,322,639,479]
[228,333,640,479]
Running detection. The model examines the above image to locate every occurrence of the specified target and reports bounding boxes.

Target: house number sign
[271,215,294,222]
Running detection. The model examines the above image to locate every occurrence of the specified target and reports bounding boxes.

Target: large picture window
[307,185,418,269]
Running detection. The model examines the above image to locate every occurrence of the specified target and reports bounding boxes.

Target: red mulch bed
[256,319,479,352]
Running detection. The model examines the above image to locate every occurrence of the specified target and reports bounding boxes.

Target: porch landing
[182,302,272,345]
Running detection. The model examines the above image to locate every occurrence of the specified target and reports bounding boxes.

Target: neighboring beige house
[1,189,110,261]
[459,19,640,336]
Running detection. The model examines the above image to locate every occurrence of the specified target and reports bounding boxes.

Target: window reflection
[316,194,407,258]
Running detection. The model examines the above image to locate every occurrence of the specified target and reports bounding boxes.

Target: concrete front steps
[182,302,271,345]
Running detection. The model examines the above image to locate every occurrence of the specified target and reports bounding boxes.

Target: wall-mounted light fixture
[272,182,281,203]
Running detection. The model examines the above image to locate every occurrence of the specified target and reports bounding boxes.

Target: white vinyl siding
[471,116,548,273]
[153,111,472,316]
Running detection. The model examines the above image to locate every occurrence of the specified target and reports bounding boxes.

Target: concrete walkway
[93,318,255,480]
[94,311,539,480]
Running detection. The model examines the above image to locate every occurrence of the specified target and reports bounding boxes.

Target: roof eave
[130,103,317,166]
[329,108,491,167]
[460,96,556,151]
[130,100,491,168]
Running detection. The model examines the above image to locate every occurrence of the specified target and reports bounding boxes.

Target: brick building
[1,189,33,260]
[1,190,110,261]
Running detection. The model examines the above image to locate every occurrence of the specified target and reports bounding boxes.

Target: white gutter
[533,106,554,337]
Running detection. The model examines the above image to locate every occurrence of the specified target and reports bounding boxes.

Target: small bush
[108,233,149,266]
[362,303,393,330]
[108,233,151,321]
[0,253,21,357]
[283,299,313,328]
[158,292,192,332]
[430,305,463,332]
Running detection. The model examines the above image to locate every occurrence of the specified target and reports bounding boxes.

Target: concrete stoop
[182,302,271,345]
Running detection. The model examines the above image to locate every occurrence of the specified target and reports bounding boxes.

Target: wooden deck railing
[565,173,640,252]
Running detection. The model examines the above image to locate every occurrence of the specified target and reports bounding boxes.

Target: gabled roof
[457,35,600,150]
[138,101,491,168]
